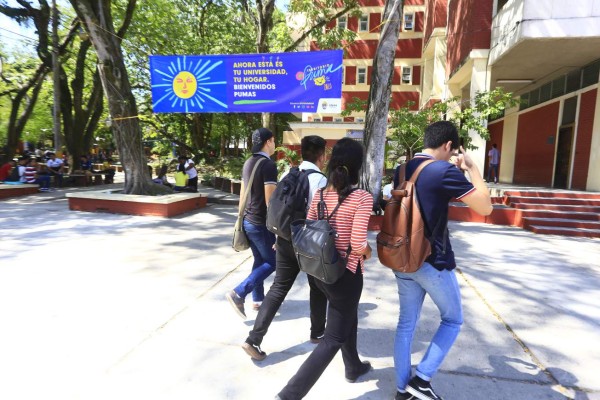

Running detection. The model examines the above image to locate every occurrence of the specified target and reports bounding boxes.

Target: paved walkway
[0,183,599,400]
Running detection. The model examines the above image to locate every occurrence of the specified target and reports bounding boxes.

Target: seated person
[76,155,95,184]
[0,160,17,182]
[374,176,394,215]
[173,164,189,192]
[24,158,51,191]
[100,159,116,183]
[152,165,172,188]
[46,152,64,187]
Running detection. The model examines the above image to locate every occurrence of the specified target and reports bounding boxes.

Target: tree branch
[116,0,137,40]
[284,5,357,52]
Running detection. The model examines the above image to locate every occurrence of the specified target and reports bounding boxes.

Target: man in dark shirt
[226,128,278,319]
[394,121,492,400]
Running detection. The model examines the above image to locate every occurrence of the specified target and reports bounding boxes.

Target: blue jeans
[393,262,463,390]
[34,176,51,189]
[488,164,499,183]
[234,220,276,302]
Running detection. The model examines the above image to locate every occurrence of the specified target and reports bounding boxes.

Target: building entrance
[553,126,573,189]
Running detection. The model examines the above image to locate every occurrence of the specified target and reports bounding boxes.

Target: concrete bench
[67,173,105,186]
[0,183,40,200]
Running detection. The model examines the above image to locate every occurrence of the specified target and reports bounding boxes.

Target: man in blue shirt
[394,121,492,400]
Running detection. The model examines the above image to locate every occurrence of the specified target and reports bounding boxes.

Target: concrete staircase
[503,191,600,238]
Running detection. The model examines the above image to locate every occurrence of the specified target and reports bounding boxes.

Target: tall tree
[0,0,77,162]
[60,31,105,169]
[360,0,403,204]
[69,0,160,194]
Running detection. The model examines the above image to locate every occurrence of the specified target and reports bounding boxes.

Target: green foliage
[386,88,517,158]
[0,52,54,147]
[274,145,301,177]
[222,157,245,179]
[341,96,367,117]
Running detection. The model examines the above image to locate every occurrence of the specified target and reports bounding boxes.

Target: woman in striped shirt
[277,138,373,399]
[24,158,51,191]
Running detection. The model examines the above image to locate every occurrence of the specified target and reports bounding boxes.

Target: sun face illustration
[173,71,197,99]
[151,55,228,113]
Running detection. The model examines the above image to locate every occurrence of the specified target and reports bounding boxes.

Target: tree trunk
[63,37,104,170]
[70,0,154,194]
[4,71,46,161]
[361,0,403,205]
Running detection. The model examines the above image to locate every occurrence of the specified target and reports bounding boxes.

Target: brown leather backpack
[377,160,434,273]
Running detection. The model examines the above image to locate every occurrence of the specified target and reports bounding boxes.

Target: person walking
[242,135,329,361]
[276,138,373,400]
[226,128,278,318]
[393,121,492,400]
[487,143,500,184]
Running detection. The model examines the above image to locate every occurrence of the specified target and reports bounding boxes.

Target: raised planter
[221,177,231,192]
[0,184,40,200]
[230,179,241,195]
[66,189,207,217]
[213,176,224,190]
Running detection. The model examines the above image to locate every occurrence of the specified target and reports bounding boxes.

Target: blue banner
[149,50,343,113]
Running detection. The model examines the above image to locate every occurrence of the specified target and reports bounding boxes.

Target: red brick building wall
[514,102,560,186]
[446,0,493,77]
[395,38,422,58]
[424,0,447,45]
[571,89,597,189]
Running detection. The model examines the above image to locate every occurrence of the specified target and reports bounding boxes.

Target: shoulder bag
[232,158,265,252]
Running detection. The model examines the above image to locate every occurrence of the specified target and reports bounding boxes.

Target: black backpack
[266,167,324,241]
[290,188,356,284]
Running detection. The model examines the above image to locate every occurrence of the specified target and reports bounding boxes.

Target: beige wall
[500,108,520,183]
[586,88,600,191]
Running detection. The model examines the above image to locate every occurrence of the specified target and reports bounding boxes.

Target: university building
[284,0,600,191]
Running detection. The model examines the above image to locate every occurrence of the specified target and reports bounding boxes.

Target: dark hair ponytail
[326,138,364,200]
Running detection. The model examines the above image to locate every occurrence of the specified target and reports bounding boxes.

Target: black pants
[188,176,198,191]
[278,268,364,400]
[247,237,327,346]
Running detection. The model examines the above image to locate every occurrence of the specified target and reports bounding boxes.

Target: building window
[334,117,343,122]
[338,15,347,30]
[402,66,412,84]
[357,67,367,84]
[359,14,369,32]
[403,13,414,30]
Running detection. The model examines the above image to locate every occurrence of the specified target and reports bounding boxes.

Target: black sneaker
[242,340,267,361]
[395,391,415,400]
[406,376,443,400]
[345,361,372,383]
[225,290,246,319]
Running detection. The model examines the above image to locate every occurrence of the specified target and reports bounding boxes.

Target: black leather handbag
[291,189,352,284]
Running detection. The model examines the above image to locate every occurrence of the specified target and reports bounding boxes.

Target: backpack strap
[408,159,435,184]
[326,187,359,220]
[303,168,326,178]
[238,158,265,220]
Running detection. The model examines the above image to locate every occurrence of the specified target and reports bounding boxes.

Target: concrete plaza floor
[0,184,599,400]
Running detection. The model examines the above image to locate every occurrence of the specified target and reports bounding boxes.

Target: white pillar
[586,87,600,191]
[468,50,491,176]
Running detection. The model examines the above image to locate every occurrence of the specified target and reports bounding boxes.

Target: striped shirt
[24,166,37,183]
[307,188,372,274]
